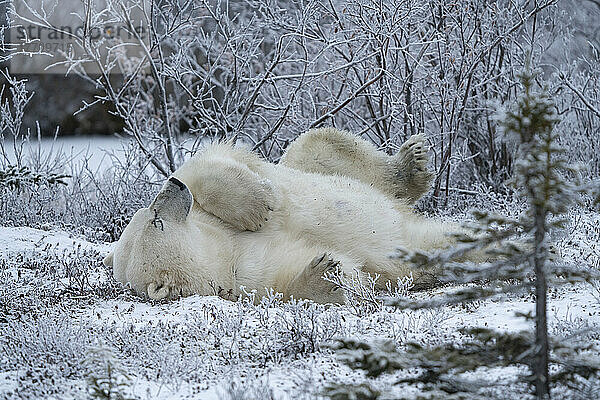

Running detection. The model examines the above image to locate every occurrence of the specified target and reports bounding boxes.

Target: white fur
[105,131,467,303]
[281,128,434,203]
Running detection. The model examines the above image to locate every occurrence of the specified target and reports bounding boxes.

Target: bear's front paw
[237,179,279,231]
[147,282,170,300]
[147,281,191,301]
[392,134,434,202]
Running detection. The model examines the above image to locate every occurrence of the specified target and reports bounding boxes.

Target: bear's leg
[281,128,433,204]
[174,158,279,231]
[281,128,388,193]
[286,253,346,304]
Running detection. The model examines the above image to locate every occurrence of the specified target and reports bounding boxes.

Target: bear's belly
[277,188,409,263]
[233,229,331,294]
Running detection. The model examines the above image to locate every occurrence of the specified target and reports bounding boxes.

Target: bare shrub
[8,0,599,207]
[324,266,414,316]
[205,288,344,365]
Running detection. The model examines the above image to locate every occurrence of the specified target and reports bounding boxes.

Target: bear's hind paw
[392,134,434,202]
[298,253,345,304]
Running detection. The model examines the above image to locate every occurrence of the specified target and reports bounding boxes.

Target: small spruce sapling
[85,346,137,400]
[326,71,600,399]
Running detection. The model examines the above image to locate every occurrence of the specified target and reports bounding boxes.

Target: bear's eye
[151,209,164,231]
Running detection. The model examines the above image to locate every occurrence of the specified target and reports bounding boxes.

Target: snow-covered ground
[1,136,599,398]
[1,212,599,399]
[2,135,130,171]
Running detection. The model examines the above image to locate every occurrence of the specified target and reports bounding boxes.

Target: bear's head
[103,177,221,300]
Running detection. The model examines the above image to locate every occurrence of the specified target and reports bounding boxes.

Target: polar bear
[103,128,470,303]
[281,127,434,204]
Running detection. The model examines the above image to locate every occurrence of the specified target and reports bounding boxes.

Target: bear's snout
[168,177,187,191]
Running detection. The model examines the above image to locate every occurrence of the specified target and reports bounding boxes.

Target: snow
[0,372,18,397]
[1,219,599,399]
[0,226,112,257]
[2,135,130,172]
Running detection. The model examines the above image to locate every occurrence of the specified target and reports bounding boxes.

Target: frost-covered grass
[1,131,599,399]
[2,0,600,395]
[1,204,599,399]
[0,137,158,243]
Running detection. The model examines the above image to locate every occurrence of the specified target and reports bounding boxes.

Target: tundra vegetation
[1,0,599,399]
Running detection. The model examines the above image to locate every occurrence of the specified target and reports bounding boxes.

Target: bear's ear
[149,177,193,222]
[103,251,114,267]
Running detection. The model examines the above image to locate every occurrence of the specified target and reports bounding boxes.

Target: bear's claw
[236,179,278,231]
[393,134,434,203]
[309,253,328,269]
[297,253,345,303]
[309,253,340,276]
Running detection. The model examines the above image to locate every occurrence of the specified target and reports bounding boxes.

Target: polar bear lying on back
[104,128,476,303]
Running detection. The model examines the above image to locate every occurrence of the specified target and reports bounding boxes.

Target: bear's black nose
[169,177,187,190]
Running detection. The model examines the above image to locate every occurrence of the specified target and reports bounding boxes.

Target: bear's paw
[236,178,279,231]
